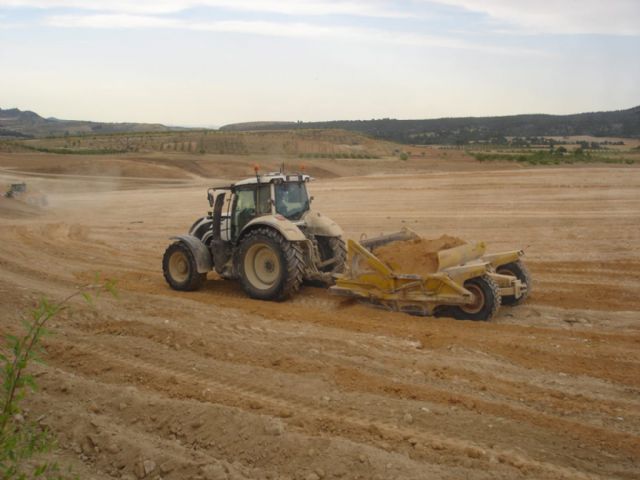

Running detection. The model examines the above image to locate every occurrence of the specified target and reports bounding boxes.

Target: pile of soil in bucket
[373,234,466,277]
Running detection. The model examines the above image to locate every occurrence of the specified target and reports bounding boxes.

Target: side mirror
[207,190,214,207]
[309,196,314,204]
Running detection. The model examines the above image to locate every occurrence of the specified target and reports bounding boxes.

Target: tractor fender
[188,216,214,245]
[241,215,307,242]
[301,210,343,237]
[170,235,213,273]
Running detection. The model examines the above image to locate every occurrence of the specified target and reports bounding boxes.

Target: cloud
[45,13,177,28]
[0,0,411,18]
[433,0,640,35]
[42,13,544,56]
[0,11,28,28]
[4,1,639,35]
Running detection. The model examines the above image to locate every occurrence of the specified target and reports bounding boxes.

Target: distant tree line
[220,106,640,145]
[0,128,33,139]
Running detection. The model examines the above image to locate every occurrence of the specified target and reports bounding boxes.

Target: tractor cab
[209,172,312,242]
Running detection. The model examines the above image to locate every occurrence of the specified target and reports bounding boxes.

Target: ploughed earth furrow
[33,365,460,480]
[107,271,640,388]
[67,312,640,438]
[45,338,608,478]
[42,324,638,479]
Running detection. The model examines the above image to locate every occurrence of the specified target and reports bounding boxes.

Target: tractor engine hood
[299,210,343,237]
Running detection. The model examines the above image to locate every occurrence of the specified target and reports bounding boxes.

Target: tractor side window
[234,189,257,238]
[236,189,255,212]
[255,184,271,215]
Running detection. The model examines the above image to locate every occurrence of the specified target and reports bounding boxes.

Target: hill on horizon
[221,106,640,145]
[0,107,185,139]
[4,105,640,146]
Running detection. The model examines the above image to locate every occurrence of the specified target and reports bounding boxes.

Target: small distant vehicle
[4,182,48,207]
[4,182,26,198]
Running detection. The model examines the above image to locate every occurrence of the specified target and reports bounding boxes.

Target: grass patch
[470,150,635,166]
[298,152,378,159]
[21,145,129,155]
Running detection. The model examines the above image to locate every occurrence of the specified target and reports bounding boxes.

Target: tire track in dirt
[52,286,636,478]
[34,363,457,480]
[48,300,640,472]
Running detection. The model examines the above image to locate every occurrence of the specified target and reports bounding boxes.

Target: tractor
[162,171,346,300]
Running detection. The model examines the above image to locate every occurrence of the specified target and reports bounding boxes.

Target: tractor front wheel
[162,242,207,291]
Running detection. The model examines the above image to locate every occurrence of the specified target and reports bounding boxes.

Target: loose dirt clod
[374,235,466,276]
[264,418,285,436]
[202,464,227,480]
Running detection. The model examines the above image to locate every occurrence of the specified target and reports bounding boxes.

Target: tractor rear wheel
[238,228,304,301]
[438,275,501,321]
[328,236,347,273]
[162,241,207,291]
[497,260,531,306]
[317,236,347,274]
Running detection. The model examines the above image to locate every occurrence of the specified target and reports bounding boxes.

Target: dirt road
[0,159,639,479]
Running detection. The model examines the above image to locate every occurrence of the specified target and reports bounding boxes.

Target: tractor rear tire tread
[238,228,304,301]
[328,236,347,274]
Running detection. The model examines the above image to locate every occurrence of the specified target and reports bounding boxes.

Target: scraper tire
[438,275,501,321]
[497,260,531,306]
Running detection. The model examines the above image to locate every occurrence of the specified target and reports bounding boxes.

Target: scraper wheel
[438,275,501,321]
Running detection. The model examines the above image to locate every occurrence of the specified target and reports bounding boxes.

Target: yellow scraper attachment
[330,238,489,316]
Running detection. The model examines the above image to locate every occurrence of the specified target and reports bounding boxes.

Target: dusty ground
[0,151,639,480]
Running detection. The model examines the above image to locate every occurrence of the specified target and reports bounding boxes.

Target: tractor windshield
[275,182,309,220]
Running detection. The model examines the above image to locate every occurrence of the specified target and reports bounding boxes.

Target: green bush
[468,148,632,166]
[0,277,117,479]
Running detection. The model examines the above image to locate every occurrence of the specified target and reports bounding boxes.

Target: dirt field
[0,151,639,479]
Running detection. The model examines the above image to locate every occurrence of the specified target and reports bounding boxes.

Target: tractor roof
[232,172,312,187]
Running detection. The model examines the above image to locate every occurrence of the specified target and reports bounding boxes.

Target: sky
[0,0,639,127]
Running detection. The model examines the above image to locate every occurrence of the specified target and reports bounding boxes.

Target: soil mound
[374,234,466,276]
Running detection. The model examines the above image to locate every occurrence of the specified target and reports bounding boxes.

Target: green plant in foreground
[0,277,117,479]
